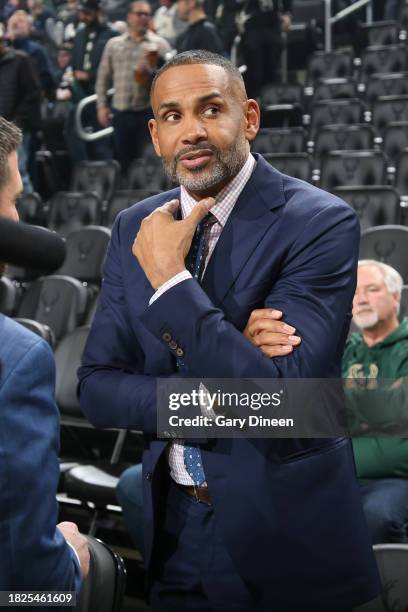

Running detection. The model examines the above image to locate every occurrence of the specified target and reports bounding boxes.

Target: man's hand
[244,308,301,357]
[133,197,215,290]
[97,106,111,128]
[57,521,90,579]
[281,13,292,32]
[74,70,90,82]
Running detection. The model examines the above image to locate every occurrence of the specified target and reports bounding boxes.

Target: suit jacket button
[176,348,184,357]
[169,340,177,350]
[146,472,152,481]
[162,332,172,342]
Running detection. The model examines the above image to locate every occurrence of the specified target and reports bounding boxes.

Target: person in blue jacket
[0,116,89,591]
[79,51,380,611]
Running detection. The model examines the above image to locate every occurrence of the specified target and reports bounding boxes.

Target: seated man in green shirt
[244,258,408,543]
[342,259,408,543]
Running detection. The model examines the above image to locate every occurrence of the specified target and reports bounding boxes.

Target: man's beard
[162,138,248,193]
[0,262,5,277]
[353,309,379,330]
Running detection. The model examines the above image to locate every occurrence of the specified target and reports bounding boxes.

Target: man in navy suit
[0,117,89,590]
[78,51,380,610]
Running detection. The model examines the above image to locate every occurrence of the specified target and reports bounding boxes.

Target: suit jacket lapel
[201,155,286,305]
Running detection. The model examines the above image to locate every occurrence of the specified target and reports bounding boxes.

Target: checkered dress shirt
[149,153,257,485]
[95,31,171,111]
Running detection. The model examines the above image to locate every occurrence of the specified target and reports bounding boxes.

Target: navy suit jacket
[79,154,380,609]
[0,315,81,591]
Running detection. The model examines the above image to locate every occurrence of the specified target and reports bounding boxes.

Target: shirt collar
[180,153,256,227]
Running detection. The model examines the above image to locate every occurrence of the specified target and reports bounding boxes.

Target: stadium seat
[0,277,16,316]
[358,21,400,48]
[395,150,408,195]
[76,536,126,612]
[16,275,88,343]
[359,45,407,82]
[400,1,408,30]
[365,72,408,106]
[383,122,408,164]
[320,150,387,190]
[55,325,90,418]
[263,153,312,182]
[47,191,102,237]
[260,104,303,128]
[252,127,305,155]
[57,226,111,284]
[259,83,303,107]
[309,99,363,139]
[70,161,120,206]
[332,186,401,231]
[372,95,408,132]
[314,124,376,164]
[127,157,169,191]
[311,77,357,103]
[13,318,55,346]
[400,286,408,319]
[105,189,160,227]
[359,225,408,283]
[16,192,44,225]
[354,544,408,612]
[306,49,354,84]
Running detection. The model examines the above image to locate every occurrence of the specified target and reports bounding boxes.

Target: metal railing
[75,88,114,142]
[325,0,373,51]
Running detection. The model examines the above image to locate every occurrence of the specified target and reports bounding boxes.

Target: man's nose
[354,290,368,305]
[181,116,207,144]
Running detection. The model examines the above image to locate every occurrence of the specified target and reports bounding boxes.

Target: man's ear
[244,99,260,143]
[148,118,162,157]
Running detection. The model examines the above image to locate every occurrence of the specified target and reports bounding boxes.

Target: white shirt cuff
[67,541,82,572]
[149,270,192,305]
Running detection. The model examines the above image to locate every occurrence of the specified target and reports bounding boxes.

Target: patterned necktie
[177,213,215,486]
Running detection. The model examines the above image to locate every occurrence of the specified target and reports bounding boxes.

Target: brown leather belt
[177,483,212,505]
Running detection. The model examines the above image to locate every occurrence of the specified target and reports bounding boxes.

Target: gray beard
[163,140,248,193]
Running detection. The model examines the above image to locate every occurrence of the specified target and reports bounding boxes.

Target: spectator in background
[0,21,41,193]
[26,0,54,40]
[7,9,55,97]
[343,260,408,543]
[67,0,117,161]
[2,0,20,22]
[153,0,186,46]
[56,0,80,41]
[214,0,239,55]
[96,0,171,172]
[0,116,90,590]
[238,0,292,98]
[175,0,225,54]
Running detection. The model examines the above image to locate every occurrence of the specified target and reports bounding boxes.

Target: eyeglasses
[130,10,151,16]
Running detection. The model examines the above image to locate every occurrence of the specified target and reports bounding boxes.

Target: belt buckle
[193,484,201,503]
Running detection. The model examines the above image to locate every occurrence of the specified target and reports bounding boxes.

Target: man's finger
[253,332,301,347]
[185,197,216,229]
[158,199,180,215]
[249,308,283,322]
[248,318,296,338]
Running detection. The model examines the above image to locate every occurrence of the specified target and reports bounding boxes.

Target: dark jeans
[112,107,153,174]
[65,104,113,163]
[116,463,144,554]
[241,27,283,98]
[360,478,408,544]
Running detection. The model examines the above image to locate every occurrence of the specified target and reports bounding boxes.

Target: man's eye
[203,106,219,117]
[164,112,180,122]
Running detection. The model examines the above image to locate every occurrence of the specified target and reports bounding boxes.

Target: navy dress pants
[150,476,353,612]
